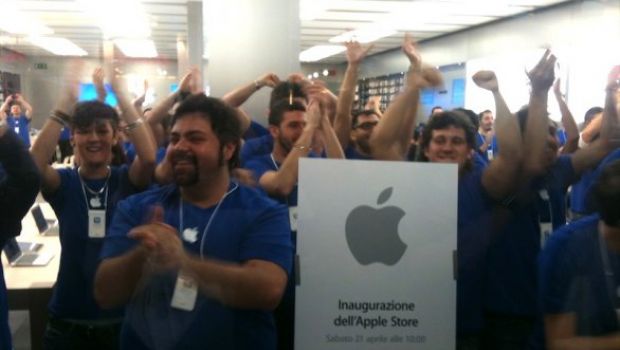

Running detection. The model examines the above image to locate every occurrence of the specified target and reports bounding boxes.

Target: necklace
[78,166,111,209]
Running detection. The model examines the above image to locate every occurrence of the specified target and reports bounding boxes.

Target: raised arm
[553,79,579,154]
[318,102,344,159]
[370,34,441,160]
[15,94,33,120]
[333,41,372,149]
[222,73,280,107]
[30,77,79,194]
[109,71,157,188]
[523,49,556,176]
[569,66,620,176]
[258,100,321,197]
[473,71,523,199]
[132,79,149,114]
[93,67,107,103]
[0,95,13,118]
[581,114,602,144]
[147,71,193,128]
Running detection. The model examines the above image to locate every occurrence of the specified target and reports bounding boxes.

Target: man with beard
[476,109,497,162]
[333,41,378,160]
[243,98,343,350]
[95,94,292,350]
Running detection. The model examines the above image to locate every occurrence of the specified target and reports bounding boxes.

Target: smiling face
[424,126,472,169]
[71,120,118,169]
[167,113,235,187]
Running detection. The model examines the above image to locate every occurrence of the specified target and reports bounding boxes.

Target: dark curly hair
[171,94,242,170]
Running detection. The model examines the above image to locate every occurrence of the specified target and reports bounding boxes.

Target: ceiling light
[114,39,158,58]
[77,0,151,39]
[329,24,396,44]
[300,45,345,62]
[300,0,332,21]
[27,37,87,56]
[0,0,53,36]
[313,72,319,78]
[322,69,329,76]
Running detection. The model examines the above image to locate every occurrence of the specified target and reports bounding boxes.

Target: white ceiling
[0,0,569,63]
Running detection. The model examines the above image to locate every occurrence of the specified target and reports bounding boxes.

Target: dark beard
[172,152,199,186]
[278,135,294,154]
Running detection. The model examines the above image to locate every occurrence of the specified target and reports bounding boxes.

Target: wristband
[53,109,71,123]
[124,118,144,132]
[293,145,312,151]
[254,80,262,90]
[49,115,68,128]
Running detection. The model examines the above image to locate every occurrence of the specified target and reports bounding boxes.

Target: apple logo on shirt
[182,227,198,243]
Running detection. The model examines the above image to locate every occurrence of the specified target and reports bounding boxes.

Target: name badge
[171,273,198,311]
[540,222,552,248]
[14,126,19,134]
[88,209,106,238]
[487,148,494,161]
[289,206,299,232]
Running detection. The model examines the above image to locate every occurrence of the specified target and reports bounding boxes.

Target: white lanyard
[78,166,110,210]
[178,182,239,258]
[270,153,279,170]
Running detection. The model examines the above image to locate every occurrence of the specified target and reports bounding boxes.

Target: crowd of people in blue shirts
[0,34,619,350]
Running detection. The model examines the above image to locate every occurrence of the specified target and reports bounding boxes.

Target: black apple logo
[345,187,407,265]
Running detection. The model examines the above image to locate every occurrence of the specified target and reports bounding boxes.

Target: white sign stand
[295,158,457,350]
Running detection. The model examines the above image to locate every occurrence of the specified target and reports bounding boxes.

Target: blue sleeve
[552,155,576,190]
[239,202,293,274]
[100,197,141,260]
[244,158,273,183]
[43,168,73,209]
[538,227,574,314]
[583,149,620,212]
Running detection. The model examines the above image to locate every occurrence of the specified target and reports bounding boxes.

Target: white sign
[295,159,457,350]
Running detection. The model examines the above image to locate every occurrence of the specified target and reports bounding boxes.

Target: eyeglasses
[354,121,378,131]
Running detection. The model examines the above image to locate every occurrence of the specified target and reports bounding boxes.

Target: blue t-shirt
[344,144,373,160]
[538,215,620,343]
[475,132,498,163]
[43,165,140,319]
[484,155,575,317]
[456,166,495,335]
[569,168,596,215]
[579,148,620,215]
[244,153,298,207]
[124,143,167,165]
[6,115,30,148]
[243,120,270,140]
[240,135,273,166]
[100,183,292,350]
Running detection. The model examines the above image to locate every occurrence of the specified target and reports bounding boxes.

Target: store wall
[0,55,177,129]
[356,0,620,123]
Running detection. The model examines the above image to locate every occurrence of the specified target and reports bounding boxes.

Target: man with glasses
[333,41,380,160]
